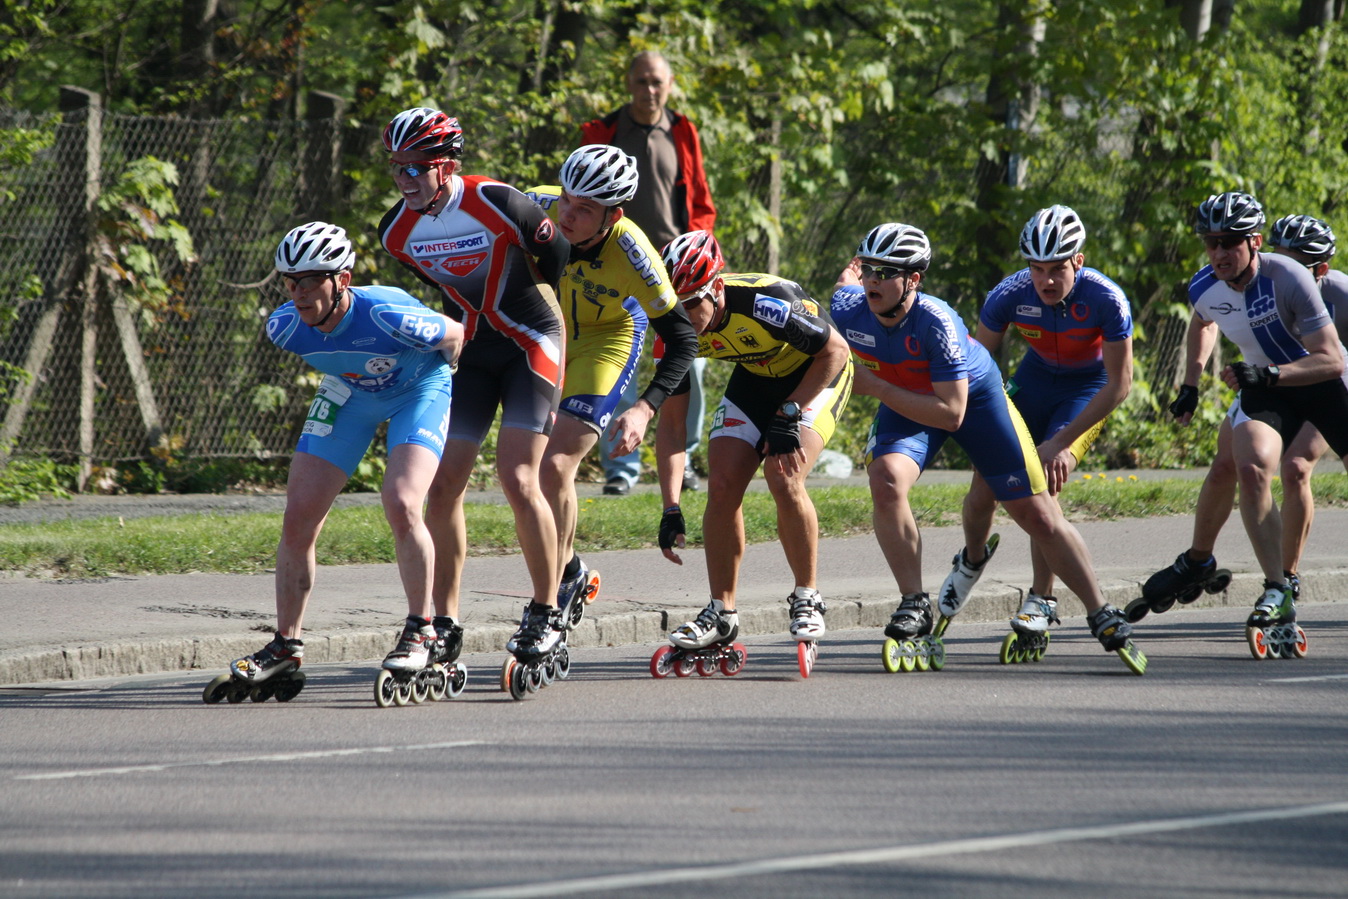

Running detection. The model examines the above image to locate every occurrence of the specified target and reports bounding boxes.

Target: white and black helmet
[1195,191,1265,235]
[275,221,355,274]
[1019,205,1086,262]
[1271,214,1336,260]
[856,223,931,272]
[559,145,640,206]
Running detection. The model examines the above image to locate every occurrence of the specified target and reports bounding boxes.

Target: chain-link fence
[1,91,1208,484]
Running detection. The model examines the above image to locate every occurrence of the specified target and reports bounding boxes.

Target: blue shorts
[296,370,453,476]
[865,372,1045,501]
[1007,360,1109,461]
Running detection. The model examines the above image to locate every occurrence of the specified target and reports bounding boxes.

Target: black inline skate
[651,599,748,678]
[881,593,946,673]
[558,556,602,631]
[998,592,1059,665]
[1087,604,1147,675]
[501,602,570,700]
[203,632,306,704]
[374,616,468,708]
[1245,581,1308,661]
[1127,552,1232,622]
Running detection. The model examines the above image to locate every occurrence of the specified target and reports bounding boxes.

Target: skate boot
[1087,603,1147,675]
[652,600,747,679]
[788,587,827,678]
[1000,592,1059,665]
[433,615,464,666]
[881,593,945,674]
[1284,571,1301,602]
[500,602,570,700]
[935,533,1001,632]
[508,602,565,660]
[556,556,602,631]
[1129,552,1232,622]
[383,616,437,671]
[204,632,305,704]
[1246,581,1307,661]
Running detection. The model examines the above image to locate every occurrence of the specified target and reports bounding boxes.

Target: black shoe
[603,477,631,496]
[682,470,700,491]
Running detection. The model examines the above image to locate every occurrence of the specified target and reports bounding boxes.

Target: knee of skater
[1236,459,1274,492]
[1281,456,1314,488]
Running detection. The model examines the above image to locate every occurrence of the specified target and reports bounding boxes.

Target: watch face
[782,402,802,419]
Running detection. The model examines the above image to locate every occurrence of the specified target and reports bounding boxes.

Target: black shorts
[1237,378,1348,457]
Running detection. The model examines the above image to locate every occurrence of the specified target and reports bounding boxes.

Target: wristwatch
[1266,364,1280,386]
[778,401,803,421]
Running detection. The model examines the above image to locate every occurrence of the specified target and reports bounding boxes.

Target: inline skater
[525,145,697,627]
[206,222,464,703]
[651,230,853,678]
[939,205,1133,639]
[378,107,570,669]
[831,223,1145,674]
[1149,193,1348,658]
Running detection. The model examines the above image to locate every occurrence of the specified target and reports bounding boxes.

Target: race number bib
[302,375,351,438]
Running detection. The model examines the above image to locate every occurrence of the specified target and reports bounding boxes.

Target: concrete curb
[5,570,1344,687]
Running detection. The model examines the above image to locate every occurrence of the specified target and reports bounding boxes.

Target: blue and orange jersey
[830,286,998,394]
[980,267,1132,375]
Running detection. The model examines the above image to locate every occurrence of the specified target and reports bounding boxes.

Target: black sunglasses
[389,160,445,179]
[859,262,909,281]
[1201,234,1249,251]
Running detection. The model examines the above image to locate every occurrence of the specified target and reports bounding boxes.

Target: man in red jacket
[584,50,717,495]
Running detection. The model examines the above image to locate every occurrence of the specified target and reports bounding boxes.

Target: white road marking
[398,800,1348,899]
[1270,672,1348,683]
[14,741,484,781]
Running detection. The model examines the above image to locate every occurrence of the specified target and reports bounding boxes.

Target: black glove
[764,415,802,456]
[1168,384,1199,418]
[1230,361,1277,390]
[659,506,685,550]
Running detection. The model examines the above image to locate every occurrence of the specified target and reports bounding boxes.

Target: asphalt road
[3,606,1347,899]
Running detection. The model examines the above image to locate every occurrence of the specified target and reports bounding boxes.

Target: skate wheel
[555,646,571,679]
[695,656,718,677]
[797,640,816,679]
[881,638,903,674]
[1207,569,1233,593]
[1246,626,1268,660]
[500,657,516,693]
[203,673,233,704]
[566,597,585,631]
[999,632,1017,665]
[1034,631,1051,662]
[1116,641,1147,675]
[541,657,557,685]
[932,615,951,638]
[525,664,544,693]
[392,677,413,707]
[929,638,946,672]
[507,661,528,701]
[411,675,430,704]
[720,643,748,676]
[447,664,468,698]
[224,681,248,703]
[673,655,697,678]
[650,646,676,679]
[584,569,601,605]
[374,669,398,708]
[1291,625,1308,659]
[1124,598,1150,624]
[897,640,918,672]
[248,684,273,703]
[427,665,449,702]
[913,641,930,672]
[274,671,305,702]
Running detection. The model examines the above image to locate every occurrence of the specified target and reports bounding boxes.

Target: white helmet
[1195,191,1265,235]
[1271,214,1336,260]
[856,223,931,272]
[559,145,640,206]
[275,221,355,274]
[1019,205,1086,262]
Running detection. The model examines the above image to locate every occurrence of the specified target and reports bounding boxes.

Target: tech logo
[429,252,488,278]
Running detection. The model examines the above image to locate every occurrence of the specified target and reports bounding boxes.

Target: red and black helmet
[382,107,464,158]
[661,230,724,294]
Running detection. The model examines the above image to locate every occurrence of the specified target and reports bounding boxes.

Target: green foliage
[0,456,77,504]
[93,156,198,314]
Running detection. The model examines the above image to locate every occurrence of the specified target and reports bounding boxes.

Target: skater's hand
[606,400,654,458]
[1167,384,1199,424]
[1038,442,1074,495]
[1224,361,1277,392]
[659,505,686,564]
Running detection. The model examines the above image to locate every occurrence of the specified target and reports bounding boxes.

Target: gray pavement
[3,470,1347,686]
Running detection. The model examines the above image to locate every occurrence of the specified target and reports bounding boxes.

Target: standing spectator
[583,50,717,495]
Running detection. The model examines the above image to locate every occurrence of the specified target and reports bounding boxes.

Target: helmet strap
[876,273,914,320]
[413,161,453,216]
[313,281,347,329]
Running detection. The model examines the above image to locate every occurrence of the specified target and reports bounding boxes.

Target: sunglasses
[282,273,335,292]
[388,159,446,179]
[859,262,909,281]
[679,284,717,308]
[1201,234,1249,251]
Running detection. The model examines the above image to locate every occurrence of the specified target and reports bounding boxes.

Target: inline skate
[500,602,569,700]
[1127,552,1232,623]
[203,631,306,704]
[651,599,748,678]
[375,616,468,708]
[788,587,827,678]
[558,556,602,631]
[881,593,945,673]
[934,533,1000,635]
[998,592,1059,665]
[1245,581,1308,661]
[1087,603,1147,675]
